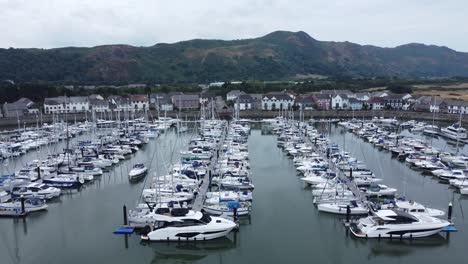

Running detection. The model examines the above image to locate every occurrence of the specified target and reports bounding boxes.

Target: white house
[368,97,385,110]
[430,104,440,113]
[129,95,148,111]
[44,96,67,114]
[402,94,412,101]
[44,96,89,114]
[444,100,468,114]
[226,90,246,101]
[427,97,442,113]
[234,94,255,111]
[109,95,148,112]
[353,93,370,102]
[89,98,109,113]
[262,93,294,111]
[331,94,349,110]
[67,96,89,113]
[150,93,174,111]
[402,101,411,111]
[372,91,389,98]
[348,98,363,110]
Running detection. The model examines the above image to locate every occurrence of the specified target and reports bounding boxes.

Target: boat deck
[349,223,365,237]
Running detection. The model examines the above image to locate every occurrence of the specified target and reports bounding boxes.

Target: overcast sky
[1,0,467,51]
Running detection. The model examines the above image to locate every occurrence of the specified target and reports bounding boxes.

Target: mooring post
[123,205,128,225]
[448,202,453,222]
[346,205,350,225]
[20,195,26,215]
[37,166,41,180]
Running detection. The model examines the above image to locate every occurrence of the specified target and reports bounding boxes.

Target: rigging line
[137,131,162,204]
[0,230,17,264]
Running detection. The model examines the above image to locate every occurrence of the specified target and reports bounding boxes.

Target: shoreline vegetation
[2,77,468,105]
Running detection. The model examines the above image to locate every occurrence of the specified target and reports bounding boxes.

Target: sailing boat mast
[456,110,462,154]
[65,96,70,168]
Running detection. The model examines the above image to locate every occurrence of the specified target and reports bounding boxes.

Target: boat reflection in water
[144,236,237,263]
[357,235,449,259]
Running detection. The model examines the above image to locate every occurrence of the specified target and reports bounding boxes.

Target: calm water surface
[1,125,467,264]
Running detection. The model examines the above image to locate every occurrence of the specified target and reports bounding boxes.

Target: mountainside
[1,31,468,84]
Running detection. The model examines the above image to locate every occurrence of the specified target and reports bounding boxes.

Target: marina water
[1,124,467,264]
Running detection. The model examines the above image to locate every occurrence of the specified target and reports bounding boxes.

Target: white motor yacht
[350,209,450,238]
[0,198,48,214]
[438,169,466,182]
[129,163,148,181]
[140,209,236,241]
[440,123,467,140]
[11,183,61,200]
[300,172,336,186]
[361,184,397,197]
[449,179,468,188]
[386,200,445,217]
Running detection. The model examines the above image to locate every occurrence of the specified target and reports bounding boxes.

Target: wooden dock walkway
[191,126,226,211]
[301,125,364,203]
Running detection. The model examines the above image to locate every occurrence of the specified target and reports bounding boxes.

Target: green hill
[1,31,468,84]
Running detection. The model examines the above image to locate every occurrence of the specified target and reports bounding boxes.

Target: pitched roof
[226,90,245,96]
[348,98,362,104]
[368,97,385,103]
[236,94,254,103]
[263,93,293,100]
[173,94,199,101]
[68,96,88,103]
[3,97,36,112]
[200,92,216,99]
[129,95,148,102]
[44,96,67,105]
[150,93,172,104]
[442,99,468,107]
[333,94,348,99]
[89,98,108,106]
[249,94,263,100]
[313,94,331,100]
[296,96,314,104]
[385,94,405,100]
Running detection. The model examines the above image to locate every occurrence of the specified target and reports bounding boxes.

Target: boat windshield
[200,213,212,224]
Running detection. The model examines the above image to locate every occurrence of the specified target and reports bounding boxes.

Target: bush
[388,85,413,94]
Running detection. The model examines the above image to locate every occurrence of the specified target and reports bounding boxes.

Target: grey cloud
[0,0,466,51]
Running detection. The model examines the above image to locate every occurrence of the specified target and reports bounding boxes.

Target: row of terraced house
[227,89,468,114]
[2,90,468,117]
